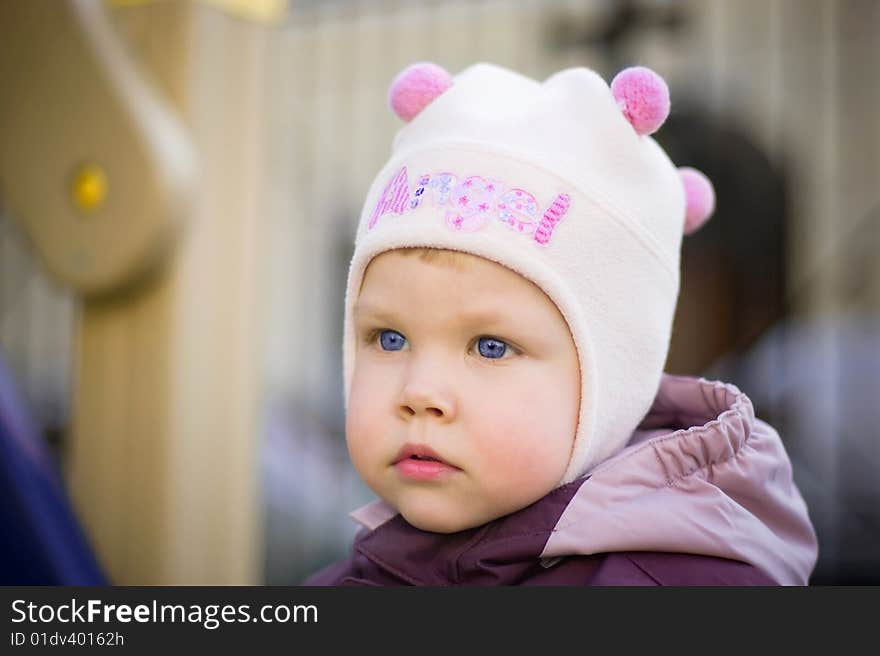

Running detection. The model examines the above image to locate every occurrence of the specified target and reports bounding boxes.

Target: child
[303,62,818,585]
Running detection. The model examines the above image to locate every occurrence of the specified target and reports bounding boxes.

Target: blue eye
[372,330,512,359]
[477,336,508,359]
[378,329,406,351]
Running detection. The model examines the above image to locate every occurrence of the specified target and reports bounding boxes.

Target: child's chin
[399,504,491,534]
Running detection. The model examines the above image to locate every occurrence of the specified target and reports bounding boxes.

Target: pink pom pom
[610,66,670,136]
[679,167,715,234]
[388,62,453,122]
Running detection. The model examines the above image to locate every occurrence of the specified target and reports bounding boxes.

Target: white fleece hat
[341,62,715,485]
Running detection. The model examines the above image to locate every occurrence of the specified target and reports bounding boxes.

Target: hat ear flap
[388,62,454,122]
[679,167,716,234]
[610,66,670,136]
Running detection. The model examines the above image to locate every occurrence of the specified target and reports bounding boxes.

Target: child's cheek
[346,368,387,463]
[469,392,544,460]
[482,421,557,470]
[469,372,574,474]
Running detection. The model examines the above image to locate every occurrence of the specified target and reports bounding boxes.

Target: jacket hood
[350,374,818,585]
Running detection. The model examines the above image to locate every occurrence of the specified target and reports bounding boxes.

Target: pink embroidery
[501,215,536,234]
[534,193,571,246]
[497,188,538,235]
[368,166,410,230]
[368,168,571,246]
[446,211,487,232]
[445,176,503,232]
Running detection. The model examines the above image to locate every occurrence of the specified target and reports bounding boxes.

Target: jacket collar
[352,479,586,585]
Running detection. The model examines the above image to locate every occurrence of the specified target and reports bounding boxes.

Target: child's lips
[393,443,461,480]
[393,443,453,465]
[394,458,459,480]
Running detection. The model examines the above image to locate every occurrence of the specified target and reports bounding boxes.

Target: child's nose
[398,380,457,422]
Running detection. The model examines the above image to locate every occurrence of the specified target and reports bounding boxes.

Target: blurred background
[0,0,878,586]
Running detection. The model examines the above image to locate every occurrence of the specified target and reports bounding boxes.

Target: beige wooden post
[66,1,270,584]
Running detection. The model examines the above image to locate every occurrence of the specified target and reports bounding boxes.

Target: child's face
[348,250,580,533]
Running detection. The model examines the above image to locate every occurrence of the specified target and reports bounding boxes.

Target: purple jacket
[305,375,818,586]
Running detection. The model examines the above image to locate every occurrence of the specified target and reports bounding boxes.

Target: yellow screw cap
[71,164,108,213]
